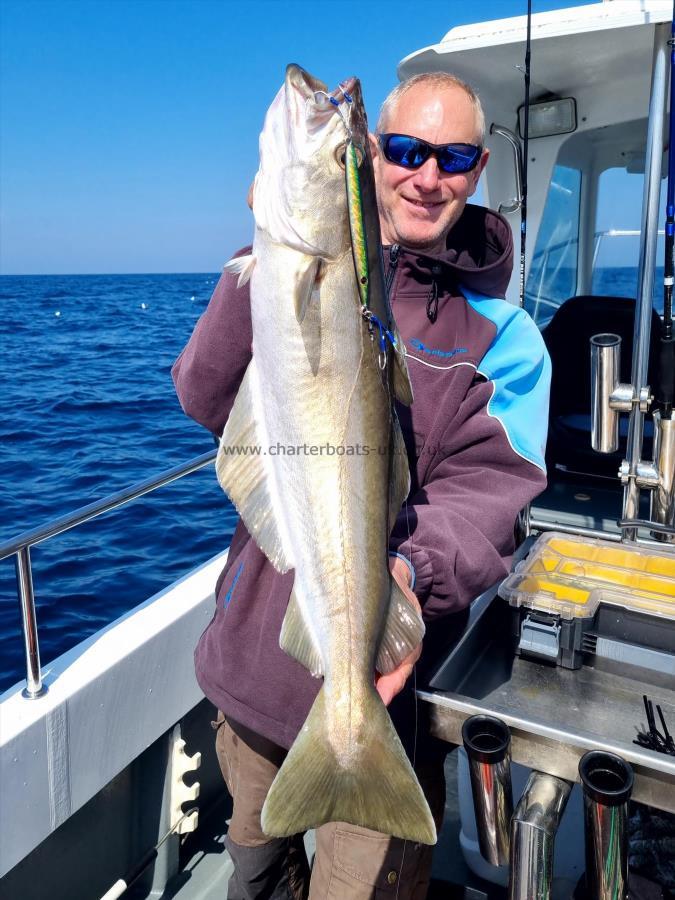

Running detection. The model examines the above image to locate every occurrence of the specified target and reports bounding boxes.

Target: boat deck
[166,749,506,900]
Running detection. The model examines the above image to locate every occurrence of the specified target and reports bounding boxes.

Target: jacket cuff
[388,552,416,590]
[388,539,434,602]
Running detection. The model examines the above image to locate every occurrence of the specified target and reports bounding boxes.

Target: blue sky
[2,0,601,274]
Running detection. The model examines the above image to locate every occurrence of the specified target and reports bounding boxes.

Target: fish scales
[216,65,436,845]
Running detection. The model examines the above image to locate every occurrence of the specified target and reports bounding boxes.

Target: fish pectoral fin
[375,578,425,675]
[216,360,292,573]
[261,685,436,844]
[388,414,411,533]
[223,253,257,287]
[279,588,324,677]
[293,255,321,323]
[392,331,414,406]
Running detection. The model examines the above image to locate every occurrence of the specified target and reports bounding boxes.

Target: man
[173,72,550,899]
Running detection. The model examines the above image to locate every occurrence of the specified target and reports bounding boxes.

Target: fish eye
[335,144,348,168]
[335,143,365,169]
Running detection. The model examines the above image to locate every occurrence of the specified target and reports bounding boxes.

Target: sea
[0,266,663,692]
[0,273,235,693]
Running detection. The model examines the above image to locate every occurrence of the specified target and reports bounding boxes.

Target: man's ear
[368,132,379,156]
[469,147,489,197]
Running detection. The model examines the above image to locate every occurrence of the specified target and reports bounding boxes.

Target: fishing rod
[99,806,198,900]
[658,0,675,420]
[515,0,533,542]
[518,0,532,310]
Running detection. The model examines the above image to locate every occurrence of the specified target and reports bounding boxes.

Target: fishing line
[393,497,419,899]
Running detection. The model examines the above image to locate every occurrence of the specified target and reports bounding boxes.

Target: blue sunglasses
[377,133,482,174]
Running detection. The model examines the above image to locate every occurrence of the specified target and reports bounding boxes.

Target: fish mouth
[284,65,368,146]
[285,63,328,98]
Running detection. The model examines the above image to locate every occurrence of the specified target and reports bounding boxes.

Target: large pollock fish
[216,64,436,845]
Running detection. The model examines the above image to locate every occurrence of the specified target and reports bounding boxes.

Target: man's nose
[412,156,440,191]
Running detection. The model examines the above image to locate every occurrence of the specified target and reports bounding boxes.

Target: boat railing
[0,449,217,699]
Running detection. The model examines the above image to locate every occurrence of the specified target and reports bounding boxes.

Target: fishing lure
[344,140,370,309]
[344,138,398,369]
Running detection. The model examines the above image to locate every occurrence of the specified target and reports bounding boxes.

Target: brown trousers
[214,714,447,900]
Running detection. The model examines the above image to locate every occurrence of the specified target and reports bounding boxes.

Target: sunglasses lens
[380,135,481,173]
[438,144,480,173]
[383,135,428,168]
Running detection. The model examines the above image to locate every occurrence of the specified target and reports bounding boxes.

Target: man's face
[372,84,488,253]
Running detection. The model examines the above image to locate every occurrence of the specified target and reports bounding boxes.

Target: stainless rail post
[508,771,572,900]
[579,750,634,900]
[1,449,217,698]
[623,23,670,538]
[15,546,45,698]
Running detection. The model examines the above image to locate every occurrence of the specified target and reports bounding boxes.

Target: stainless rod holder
[508,771,571,900]
[15,546,46,699]
[650,411,675,542]
[591,334,622,453]
[462,714,513,866]
[579,750,634,900]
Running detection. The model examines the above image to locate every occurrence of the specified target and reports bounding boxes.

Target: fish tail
[260,686,437,845]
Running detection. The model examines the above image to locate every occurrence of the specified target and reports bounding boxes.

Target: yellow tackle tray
[500,532,675,622]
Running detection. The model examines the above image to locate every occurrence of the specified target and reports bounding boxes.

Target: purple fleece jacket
[172,204,551,749]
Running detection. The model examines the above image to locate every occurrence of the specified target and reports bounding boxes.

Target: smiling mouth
[403,197,442,210]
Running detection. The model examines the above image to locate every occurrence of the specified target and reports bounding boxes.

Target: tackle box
[499,532,675,671]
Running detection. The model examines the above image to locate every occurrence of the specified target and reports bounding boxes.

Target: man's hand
[375,556,423,706]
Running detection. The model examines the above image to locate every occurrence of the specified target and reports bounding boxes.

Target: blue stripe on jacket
[461,287,551,473]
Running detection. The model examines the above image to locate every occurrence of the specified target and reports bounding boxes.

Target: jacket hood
[387,204,514,300]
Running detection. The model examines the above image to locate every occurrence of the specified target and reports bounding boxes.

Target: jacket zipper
[385,244,400,298]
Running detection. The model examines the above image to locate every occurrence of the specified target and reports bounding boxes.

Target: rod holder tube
[508,771,572,900]
[15,546,46,698]
[650,411,675,542]
[579,750,634,900]
[591,334,622,452]
[462,715,513,866]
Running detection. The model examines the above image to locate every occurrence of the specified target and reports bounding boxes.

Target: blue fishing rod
[518,0,532,309]
[659,0,675,419]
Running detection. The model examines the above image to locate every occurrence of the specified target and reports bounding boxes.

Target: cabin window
[591,167,665,314]
[525,164,581,327]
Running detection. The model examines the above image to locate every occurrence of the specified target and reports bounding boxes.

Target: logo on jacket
[409,338,468,359]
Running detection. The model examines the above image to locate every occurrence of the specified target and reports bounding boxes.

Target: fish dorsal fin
[392,332,413,406]
[389,414,410,533]
[294,256,321,323]
[376,578,425,675]
[216,360,292,573]
[223,253,257,287]
[279,588,324,677]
